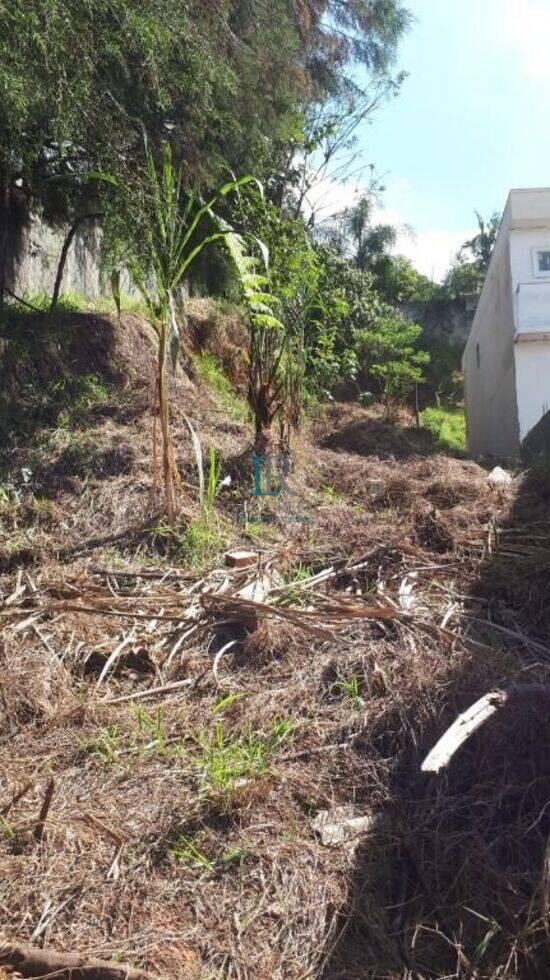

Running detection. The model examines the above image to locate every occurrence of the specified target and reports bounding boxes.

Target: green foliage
[443,261,485,300]
[356,315,429,407]
[170,835,215,872]
[0,1,308,214]
[276,564,314,607]
[194,353,248,422]
[0,0,410,237]
[421,407,466,453]
[334,674,365,711]
[205,447,221,514]
[422,336,464,405]
[56,374,110,428]
[98,140,256,518]
[223,224,290,440]
[151,515,227,572]
[80,725,121,766]
[147,447,226,567]
[305,247,377,393]
[133,705,170,757]
[443,211,500,299]
[196,718,292,795]
[373,255,439,303]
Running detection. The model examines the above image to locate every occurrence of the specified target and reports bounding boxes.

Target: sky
[330,0,550,281]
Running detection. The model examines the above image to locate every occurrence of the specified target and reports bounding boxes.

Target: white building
[463,188,550,457]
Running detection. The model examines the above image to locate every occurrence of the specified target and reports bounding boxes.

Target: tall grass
[421,406,466,453]
[194,352,248,422]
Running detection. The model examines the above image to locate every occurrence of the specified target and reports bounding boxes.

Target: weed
[194,352,248,422]
[8,291,85,314]
[186,517,227,570]
[149,516,225,570]
[170,834,215,871]
[0,816,15,840]
[170,834,248,873]
[334,673,365,710]
[196,718,292,794]
[90,293,151,319]
[133,705,169,756]
[421,406,466,453]
[220,844,249,867]
[56,374,110,427]
[213,692,247,714]
[204,447,222,517]
[0,482,19,508]
[79,725,121,765]
[276,565,313,607]
[319,484,341,504]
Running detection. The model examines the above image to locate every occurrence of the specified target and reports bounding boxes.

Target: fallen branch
[103,678,196,705]
[0,942,150,979]
[422,685,550,773]
[33,777,55,844]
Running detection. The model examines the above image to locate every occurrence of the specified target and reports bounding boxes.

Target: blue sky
[348,0,550,280]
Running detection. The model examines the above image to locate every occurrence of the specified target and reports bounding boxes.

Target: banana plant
[223,230,289,450]
[94,142,260,520]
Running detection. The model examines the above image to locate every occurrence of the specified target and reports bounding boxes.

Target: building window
[476,342,480,368]
[532,247,550,278]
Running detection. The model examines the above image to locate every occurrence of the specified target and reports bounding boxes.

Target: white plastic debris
[312,806,383,846]
[487,465,513,488]
[398,571,419,611]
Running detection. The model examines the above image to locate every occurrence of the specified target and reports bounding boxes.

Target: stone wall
[401,297,476,349]
[9,213,109,300]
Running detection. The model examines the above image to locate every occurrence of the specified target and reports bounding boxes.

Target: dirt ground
[1,311,550,979]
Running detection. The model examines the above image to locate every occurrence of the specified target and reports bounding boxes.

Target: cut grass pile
[1,313,549,980]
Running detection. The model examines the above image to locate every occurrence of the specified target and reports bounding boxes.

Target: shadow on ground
[318,413,448,460]
[319,462,550,980]
[0,308,152,449]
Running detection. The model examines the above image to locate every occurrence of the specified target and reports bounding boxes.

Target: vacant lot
[1,313,550,979]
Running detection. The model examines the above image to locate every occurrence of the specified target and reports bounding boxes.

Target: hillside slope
[1,308,550,979]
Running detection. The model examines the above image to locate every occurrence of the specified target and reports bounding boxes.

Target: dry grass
[1,312,550,978]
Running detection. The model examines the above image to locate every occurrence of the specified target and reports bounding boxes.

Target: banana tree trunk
[157,322,176,522]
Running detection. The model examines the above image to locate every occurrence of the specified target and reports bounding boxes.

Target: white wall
[509,227,550,442]
[462,204,520,457]
[514,341,550,441]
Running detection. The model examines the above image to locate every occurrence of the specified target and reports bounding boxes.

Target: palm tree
[460,211,500,272]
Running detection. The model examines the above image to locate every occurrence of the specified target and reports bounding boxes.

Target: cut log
[0,943,151,979]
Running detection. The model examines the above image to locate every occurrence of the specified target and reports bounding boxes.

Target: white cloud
[495,0,550,81]
[372,204,467,281]
[394,227,467,282]
[305,175,470,282]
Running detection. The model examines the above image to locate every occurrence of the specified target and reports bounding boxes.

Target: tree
[0,0,411,304]
[97,142,256,520]
[443,211,500,299]
[273,1,411,219]
[292,0,411,95]
[372,254,438,304]
[460,210,500,269]
[355,314,429,413]
[0,0,308,298]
